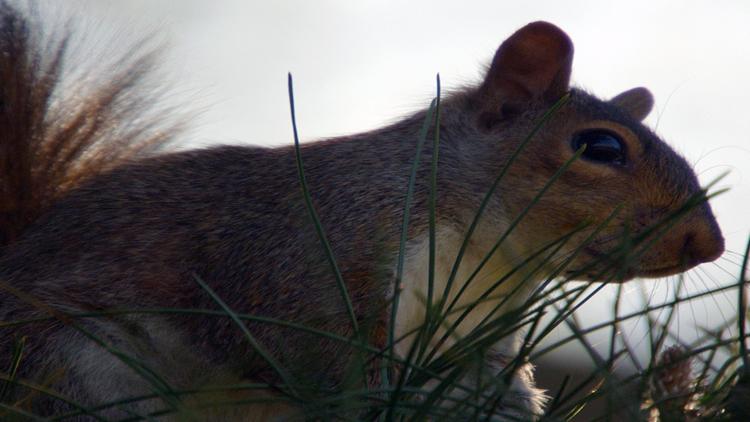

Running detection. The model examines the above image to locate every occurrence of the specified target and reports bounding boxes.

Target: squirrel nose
[682,206,725,266]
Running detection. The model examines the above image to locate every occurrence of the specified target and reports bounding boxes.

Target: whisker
[722,249,747,258]
[716,256,742,268]
[708,260,743,279]
[690,267,734,335]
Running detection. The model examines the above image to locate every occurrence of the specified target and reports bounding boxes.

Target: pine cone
[654,345,694,420]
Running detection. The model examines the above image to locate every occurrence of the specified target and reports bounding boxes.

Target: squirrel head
[449,21,724,282]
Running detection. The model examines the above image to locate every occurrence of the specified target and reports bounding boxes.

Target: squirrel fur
[0,3,724,421]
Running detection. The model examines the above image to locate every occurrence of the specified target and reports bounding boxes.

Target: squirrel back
[0,3,724,421]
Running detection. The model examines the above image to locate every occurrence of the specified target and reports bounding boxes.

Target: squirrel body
[0,3,724,421]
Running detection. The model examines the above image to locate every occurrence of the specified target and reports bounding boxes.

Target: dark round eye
[571,129,627,165]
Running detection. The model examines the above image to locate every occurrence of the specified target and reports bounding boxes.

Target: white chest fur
[393,227,550,417]
[394,227,540,360]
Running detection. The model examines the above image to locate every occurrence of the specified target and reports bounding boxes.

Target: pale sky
[56,0,750,364]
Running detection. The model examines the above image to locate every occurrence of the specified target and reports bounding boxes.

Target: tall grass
[0,76,746,421]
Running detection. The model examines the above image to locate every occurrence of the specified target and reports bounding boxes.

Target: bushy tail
[0,2,181,246]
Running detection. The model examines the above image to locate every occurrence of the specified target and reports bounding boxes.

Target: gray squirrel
[0,2,724,421]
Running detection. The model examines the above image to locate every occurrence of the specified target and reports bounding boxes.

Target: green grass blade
[384,92,439,422]
[737,236,750,372]
[425,73,442,350]
[191,273,300,400]
[388,96,438,357]
[0,336,24,402]
[287,73,359,337]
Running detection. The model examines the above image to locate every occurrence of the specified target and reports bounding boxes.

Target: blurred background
[39,0,750,417]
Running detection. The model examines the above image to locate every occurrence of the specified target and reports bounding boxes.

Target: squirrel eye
[571,129,627,165]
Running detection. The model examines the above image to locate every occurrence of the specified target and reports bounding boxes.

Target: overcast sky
[57,0,750,362]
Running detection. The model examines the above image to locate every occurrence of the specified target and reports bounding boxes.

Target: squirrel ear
[477,21,573,125]
[610,87,654,121]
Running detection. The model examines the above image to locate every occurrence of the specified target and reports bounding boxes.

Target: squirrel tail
[0,2,181,247]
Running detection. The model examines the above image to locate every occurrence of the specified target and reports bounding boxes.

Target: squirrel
[0,2,725,421]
